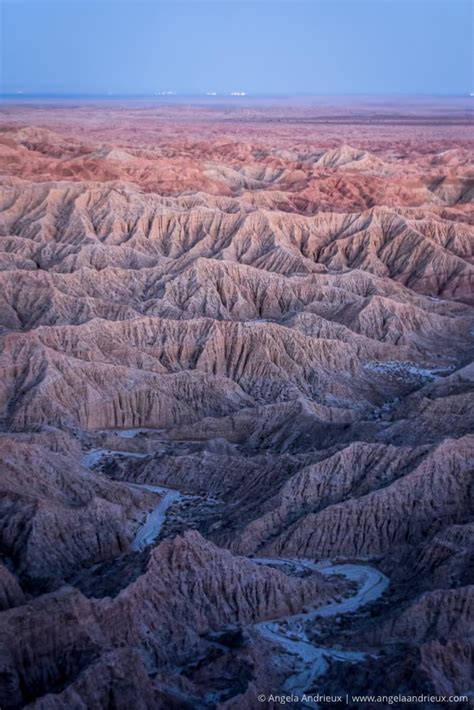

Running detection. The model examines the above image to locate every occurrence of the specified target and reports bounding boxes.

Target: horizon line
[1,91,472,100]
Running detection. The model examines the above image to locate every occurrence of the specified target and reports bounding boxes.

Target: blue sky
[0,0,472,96]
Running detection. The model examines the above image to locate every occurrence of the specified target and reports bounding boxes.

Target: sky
[0,0,472,96]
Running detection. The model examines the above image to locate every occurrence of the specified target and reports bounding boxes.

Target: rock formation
[0,101,472,707]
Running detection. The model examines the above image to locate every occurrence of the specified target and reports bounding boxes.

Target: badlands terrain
[0,99,473,708]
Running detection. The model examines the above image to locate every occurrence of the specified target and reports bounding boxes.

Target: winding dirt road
[253,557,389,697]
[82,445,390,699]
[127,482,182,551]
[82,446,181,550]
